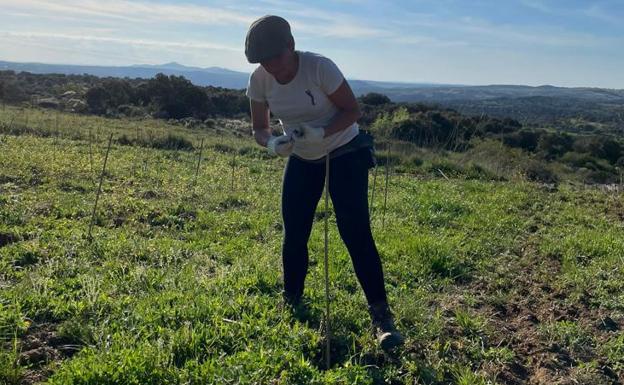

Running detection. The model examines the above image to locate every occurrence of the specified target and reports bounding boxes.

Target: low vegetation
[0,107,622,384]
[3,71,623,184]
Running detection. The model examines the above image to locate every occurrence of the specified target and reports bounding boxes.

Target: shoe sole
[379,332,404,351]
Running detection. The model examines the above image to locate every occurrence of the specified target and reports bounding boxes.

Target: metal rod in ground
[88,133,113,242]
[8,115,16,132]
[230,150,237,193]
[324,152,331,370]
[437,168,450,181]
[88,127,94,176]
[192,138,204,189]
[382,146,391,230]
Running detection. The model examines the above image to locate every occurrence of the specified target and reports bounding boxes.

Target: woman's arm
[323,79,362,137]
[250,99,272,147]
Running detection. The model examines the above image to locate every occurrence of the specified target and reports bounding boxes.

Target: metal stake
[88,133,113,242]
[193,138,205,189]
[230,150,237,193]
[382,146,391,230]
[324,152,331,370]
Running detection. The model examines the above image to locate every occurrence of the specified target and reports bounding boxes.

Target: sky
[1,0,623,88]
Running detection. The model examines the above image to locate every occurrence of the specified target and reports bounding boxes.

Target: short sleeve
[318,57,344,95]
[246,70,266,102]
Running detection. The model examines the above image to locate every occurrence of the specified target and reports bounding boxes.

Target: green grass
[0,106,623,384]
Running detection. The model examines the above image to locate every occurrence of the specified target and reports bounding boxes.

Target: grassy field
[0,106,623,384]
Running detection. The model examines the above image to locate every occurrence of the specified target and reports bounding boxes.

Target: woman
[245,15,403,350]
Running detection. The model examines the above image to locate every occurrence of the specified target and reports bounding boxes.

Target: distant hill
[0,60,250,90]
[369,83,624,104]
[2,59,623,130]
[3,59,623,103]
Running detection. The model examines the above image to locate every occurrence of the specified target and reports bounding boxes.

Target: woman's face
[260,48,295,79]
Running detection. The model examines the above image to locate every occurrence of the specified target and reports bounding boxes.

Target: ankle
[282,290,302,307]
[368,301,393,321]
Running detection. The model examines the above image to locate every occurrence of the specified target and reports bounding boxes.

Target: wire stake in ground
[88,133,113,242]
[230,150,237,194]
[88,126,94,177]
[324,152,331,370]
[192,137,204,190]
[382,146,391,230]
[437,168,450,181]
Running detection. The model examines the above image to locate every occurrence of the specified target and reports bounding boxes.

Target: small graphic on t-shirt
[305,89,316,106]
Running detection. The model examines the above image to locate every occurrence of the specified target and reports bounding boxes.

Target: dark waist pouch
[292,131,376,169]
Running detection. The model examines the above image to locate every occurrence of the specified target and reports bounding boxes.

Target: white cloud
[520,0,624,28]
[391,35,469,48]
[0,30,250,70]
[519,0,557,14]
[583,3,623,25]
[293,21,389,39]
[240,0,390,39]
[0,0,255,25]
[1,31,240,52]
[398,11,617,49]
[1,0,622,87]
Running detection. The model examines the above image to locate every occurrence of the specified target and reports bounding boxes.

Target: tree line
[2,71,623,182]
[0,71,248,119]
[364,94,624,182]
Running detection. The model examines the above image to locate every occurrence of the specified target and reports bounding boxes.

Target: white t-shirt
[246,51,359,160]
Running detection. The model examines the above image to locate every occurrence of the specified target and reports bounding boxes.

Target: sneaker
[368,301,405,351]
[279,291,305,315]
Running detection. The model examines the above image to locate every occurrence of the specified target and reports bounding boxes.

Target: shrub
[85,79,135,115]
[374,150,402,166]
[465,163,500,181]
[405,154,424,167]
[0,77,27,103]
[503,129,541,152]
[237,146,273,160]
[116,134,135,147]
[151,134,194,151]
[359,92,391,106]
[523,161,559,184]
[210,143,236,153]
[537,132,574,160]
[426,159,465,178]
[585,170,616,184]
[560,152,613,172]
[573,136,623,164]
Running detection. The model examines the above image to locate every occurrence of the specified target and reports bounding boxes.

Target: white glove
[267,134,294,157]
[293,123,325,144]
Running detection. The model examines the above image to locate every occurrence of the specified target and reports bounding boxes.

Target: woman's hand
[293,123,325,144]
[267,134,294,157]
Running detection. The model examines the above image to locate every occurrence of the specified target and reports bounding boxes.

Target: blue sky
[1,0,623,88]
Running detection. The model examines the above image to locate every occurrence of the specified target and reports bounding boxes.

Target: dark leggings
[281,147,387,305]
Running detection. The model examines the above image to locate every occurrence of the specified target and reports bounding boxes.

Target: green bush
[523,161,559,184]
[405,154,424,167]
[151,134,194,151]
[465,163,500,181]
[426,159,465,178]
[560,152,613,172]
[359,92,391,106]
[210,143,236,154]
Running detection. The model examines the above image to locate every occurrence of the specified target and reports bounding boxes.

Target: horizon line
[1,58,622,91]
